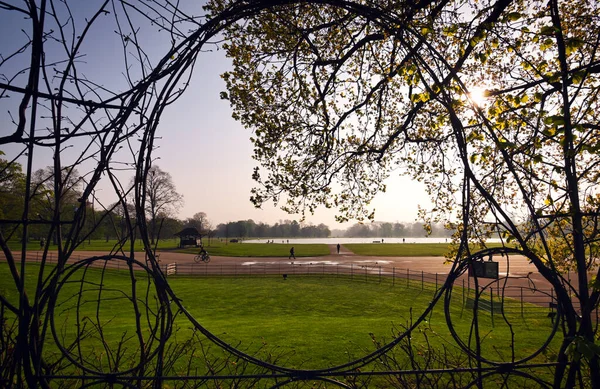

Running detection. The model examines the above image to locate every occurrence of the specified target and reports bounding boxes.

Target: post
[490,287,495,327]
[462,279,465,305]
[520,287,524,317]
[497,281,500,301]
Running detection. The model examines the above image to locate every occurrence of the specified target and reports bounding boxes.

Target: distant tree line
[344,222,453,238]
[2,156,454,243]
[0,157,186,244]
[214,220,330,239]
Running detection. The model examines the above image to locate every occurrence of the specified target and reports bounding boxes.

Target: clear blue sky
[0,0,430,229]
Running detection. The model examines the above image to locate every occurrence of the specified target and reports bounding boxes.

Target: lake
[242,237,502,244]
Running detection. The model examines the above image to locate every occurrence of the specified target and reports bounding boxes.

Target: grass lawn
[6,238,181,252]
[171,275,559,369]
[5,239,509,258]
[178,240,330,257]
[344,242,507,257]
[0,262,560,381]
[345,243,453,257]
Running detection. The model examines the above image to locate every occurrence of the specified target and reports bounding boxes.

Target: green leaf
[572,70,586,84]
[507,12,522,21]
[540,26,555,36]
[544,115,565,126]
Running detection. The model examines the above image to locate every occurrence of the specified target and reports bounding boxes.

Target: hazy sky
[0,1,431,230]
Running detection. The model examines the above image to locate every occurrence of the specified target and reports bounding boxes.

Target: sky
[0,0,431,230]
[154,48,431,229]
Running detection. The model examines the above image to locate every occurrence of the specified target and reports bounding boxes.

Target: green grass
[344,242,506,257]
[171,275,560,369]
[345,243,453,256]
[6,238,331,257]
[0,262,560,375]
[6,238,181,251]
[178,240,330,257]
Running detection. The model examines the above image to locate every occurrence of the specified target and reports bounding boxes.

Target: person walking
[289,246,295,259]
[337,243,341,254]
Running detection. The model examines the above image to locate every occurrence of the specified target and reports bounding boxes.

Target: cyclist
[199,245,208,258]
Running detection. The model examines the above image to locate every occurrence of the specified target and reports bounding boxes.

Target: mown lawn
[345,243,453,256]
[177,240,330,257]
[0,262,560,377]
[344,242,507,257]
[5,238,181,252]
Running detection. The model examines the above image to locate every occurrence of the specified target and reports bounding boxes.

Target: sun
[468,86,489,106]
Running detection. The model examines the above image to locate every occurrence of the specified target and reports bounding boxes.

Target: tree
[135,165,183,243]
[30,166,84,244]
[380,222,393,238]
[0,152,26,239]
[214,0,600,385]
[186,212,211,235]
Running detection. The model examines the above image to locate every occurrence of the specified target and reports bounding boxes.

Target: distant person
[337,243,341,254]
[381,239,384,243]
[403,238,405,243]
[289,246,295,259]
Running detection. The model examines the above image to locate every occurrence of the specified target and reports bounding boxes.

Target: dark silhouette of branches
[1,0,599,388]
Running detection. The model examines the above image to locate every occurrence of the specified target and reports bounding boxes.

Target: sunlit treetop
[210,0,600,250]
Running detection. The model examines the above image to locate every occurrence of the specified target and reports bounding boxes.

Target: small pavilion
[174,227,202,248]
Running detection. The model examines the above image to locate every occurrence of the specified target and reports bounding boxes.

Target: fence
[4,252,581,317]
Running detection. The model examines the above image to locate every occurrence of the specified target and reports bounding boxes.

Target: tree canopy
[210,0,600,385]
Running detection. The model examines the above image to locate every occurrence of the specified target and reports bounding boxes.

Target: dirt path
[327,243,354,255]
[16,249,577,309]
[21,249,556,290]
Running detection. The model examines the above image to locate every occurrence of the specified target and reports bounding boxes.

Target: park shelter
[174,227,202,248]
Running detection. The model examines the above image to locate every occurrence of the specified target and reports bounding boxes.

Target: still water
[243,237,502,244]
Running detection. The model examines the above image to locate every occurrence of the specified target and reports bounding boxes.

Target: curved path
[21,247,580,309]
[52,246,551,287]
[33,246,541,276]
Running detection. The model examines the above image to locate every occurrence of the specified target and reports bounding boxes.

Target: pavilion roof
[174,227,201,237]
